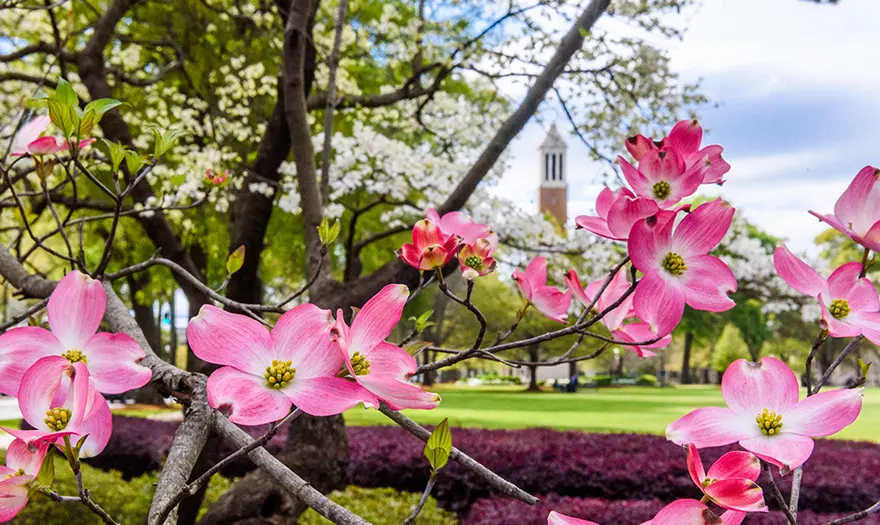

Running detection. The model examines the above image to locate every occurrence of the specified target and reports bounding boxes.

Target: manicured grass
[343,385,880,442]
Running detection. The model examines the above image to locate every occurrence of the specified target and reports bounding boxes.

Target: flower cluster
[0,271,151,520]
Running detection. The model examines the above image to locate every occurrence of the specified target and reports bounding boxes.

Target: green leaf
[226,245,246,275]
[35,448,55,487]
[423,418,452,473]
[73,434,90,458]
[83,98,122,123]
[78,109,96,138]
[402,340,431,356]
[125,150,144,174]
[97,139,127,172]
[47,99,79,138]
[169,174,187,185]
[859,358,872,377]
[152,128,187,158]
[318,218,341,246]
[54,79,78,107]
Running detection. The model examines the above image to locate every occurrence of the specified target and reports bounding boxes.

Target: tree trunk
[128,275,166,405]
[568,360,578,379]
[527,344,540,391]
[681,331,693,385]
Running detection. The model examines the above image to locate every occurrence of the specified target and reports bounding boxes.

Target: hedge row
[98,416,880,515]
[463,496,880,525]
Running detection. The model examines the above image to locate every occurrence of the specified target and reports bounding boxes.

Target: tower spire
[538,124,568,224]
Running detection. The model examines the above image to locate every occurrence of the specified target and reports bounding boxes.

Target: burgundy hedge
[95,416,880,516]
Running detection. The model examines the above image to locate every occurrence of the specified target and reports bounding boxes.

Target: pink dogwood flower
[618,147,702,209]
[426,208,498,252]
[0,270,151,396]
[549,500,745,525]
[205,169,229,185]
[686,444,766,513]
[809,166,880,253]
[0,439,51,521]
[774,245,880,342]
[5,356,112,458]
[575,187,660,241]
[513,257,571,323]
[188,304,377,425]
[628,199,737,337]
[625,120,731,185]
[331,284,440,410]
[10,115,94,157]
[458,239,496,279]
[397,219,460,271]
[667,356,863,474]
[565,269,670,357]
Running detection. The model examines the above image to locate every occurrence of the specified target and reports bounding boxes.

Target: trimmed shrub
[592,375,613,387]
[635,374,658,386]
[11,454,233,524]
[300,486,457,525]
[463,496,880,525]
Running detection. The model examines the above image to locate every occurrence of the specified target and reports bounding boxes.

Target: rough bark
[681,331,693,385]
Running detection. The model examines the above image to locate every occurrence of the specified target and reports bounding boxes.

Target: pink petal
[77,138,96,150]
[613,321,670,357]
[720,511,747,525]
[852,310,880,345]
[574,215,616,240]
[357,342,440,410]
[680,255,737,312]
[425,208,441,225]
[739,433,814,474]
[686,444,707,489]
[532,287,571,323]
[668,119,703,157]
[564,270,590,308]
[607,196,660,240]
[833,165,879,235]
[818,294,861,338]
[827,262,879,311]
[706,451,761,482]
[28,135,64,155]
[0,326,63,396]
[0,476,31,521]
[625,134,655,161]
[64,361,92,429]
[722,356,800,416]
[596,271,634,331]
[619,155,652,196]
[665,162,705,207]
[187,305,271,376]
[783,387,863,437]
[595,187,616,218]
[287,376,379,415]
[524,257,548,289]
[773,245,829,299]
[512,268,532,301]
[651,499,719,525]
[412,219,446,251]
[4,439,49,476]
[206,366,292,426]
[351,284,409,357]
[704,479,767,513]
[633,270,685,337]
[1,428,72,450]
[627,212,674,274]
[48,270,106,350]
[695,145,730,185]
[666,407,758,448]
[548,511,599,525]
[17,356,73,431]
[808,210,853,239]
[639,148,686,185]
[271,303,340,378]
[396,243,422,269]
[11,115,50,154]
[75,388,112,458]
[82,332,151,394]
[671,199,735,257]
[439,211,490,245]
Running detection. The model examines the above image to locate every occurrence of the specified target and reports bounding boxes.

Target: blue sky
[492,0,880,255]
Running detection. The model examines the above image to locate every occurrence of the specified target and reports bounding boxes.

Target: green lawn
[343,385,880,442]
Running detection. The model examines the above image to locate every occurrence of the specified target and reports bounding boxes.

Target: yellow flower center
[62,348,87,363]
[756,408,784,435]
[4,468,25,480]
[351,351,371,376]
[661,252,687,276]
[701,477,718,489]
[464,255,483,271]
[44,407,71,431]
[653,180,671,200]
[264,360,295,389]
[829,298,850,320]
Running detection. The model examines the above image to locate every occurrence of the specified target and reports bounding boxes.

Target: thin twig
[822,499,880,524]
[401,476,436,525]
[762,461,796,525]
[812,335,863,395]
[0,296,49,330]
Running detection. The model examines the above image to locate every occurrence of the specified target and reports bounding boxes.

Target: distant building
[538,124,568,225]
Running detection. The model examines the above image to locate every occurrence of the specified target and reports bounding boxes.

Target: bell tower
[538,124,568,224]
